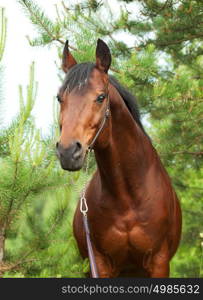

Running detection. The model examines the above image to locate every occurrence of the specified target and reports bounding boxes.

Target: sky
[1,0,59,134]
[0,0,139,135]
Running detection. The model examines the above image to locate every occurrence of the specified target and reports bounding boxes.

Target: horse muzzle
[56,141,84,171]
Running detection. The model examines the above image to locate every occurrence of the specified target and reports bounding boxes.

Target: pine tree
[0,6,7,263]
[0,61,89,277]
[0,5,90,278]
[0,8,6,62]
[17,0,203,277]
[0,7,7,127]
[0,61,89,278]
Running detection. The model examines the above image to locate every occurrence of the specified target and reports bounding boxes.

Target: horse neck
[94,87,156,204]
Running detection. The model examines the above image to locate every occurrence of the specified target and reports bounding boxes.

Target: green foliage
[18,0,62,46]
[3,180,88,278]
[0,62,88,277]
[11,0,203,277]
[0,7,6,62]
[170,167,203,277]
[0,7,7,126]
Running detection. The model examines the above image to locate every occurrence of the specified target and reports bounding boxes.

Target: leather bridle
[88,93,110,150]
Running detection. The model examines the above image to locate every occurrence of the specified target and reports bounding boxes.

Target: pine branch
[61,0,103,13]
[0,7,7,62]
[0,249,36,274]
[4,160,19,224]
[47,206,66,236]
[18,0,63,45]
[172,151,203,156]
[174,182,203,191]
[155,33,203,48]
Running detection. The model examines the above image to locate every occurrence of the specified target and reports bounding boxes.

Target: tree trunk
[0,226,6,263]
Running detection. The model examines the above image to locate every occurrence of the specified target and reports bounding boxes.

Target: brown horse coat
[57,39,182,277]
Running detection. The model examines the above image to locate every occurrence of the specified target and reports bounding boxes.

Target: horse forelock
[61,62,95,94]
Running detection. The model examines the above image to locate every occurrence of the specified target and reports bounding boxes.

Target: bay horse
[56,39,182,277]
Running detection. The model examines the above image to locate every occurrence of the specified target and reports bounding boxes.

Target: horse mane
[62,62,146,135]
[109,76,146,134]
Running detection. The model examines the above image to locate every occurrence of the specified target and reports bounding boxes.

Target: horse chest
[94,213,154,257]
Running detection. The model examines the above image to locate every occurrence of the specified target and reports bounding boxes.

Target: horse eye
[56,95,62,103]
[96,94,106,103]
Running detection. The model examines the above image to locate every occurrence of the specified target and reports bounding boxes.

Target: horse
[56,39,182,277]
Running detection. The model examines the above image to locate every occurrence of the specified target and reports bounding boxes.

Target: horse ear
[96,39,111,73]
[62,40,77,73]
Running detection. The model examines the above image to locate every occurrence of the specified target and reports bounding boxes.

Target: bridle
[80,92,110,278]
[88,92,110,150]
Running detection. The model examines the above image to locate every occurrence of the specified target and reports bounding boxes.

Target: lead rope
[79,94,110,278]
[80,149,99,278]
[80,149,91,216]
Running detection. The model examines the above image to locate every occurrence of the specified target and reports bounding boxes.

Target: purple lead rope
[83,214,99,278]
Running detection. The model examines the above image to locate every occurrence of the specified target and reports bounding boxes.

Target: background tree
[0,7,89,276]
[0,61,89,277]
[12,0,203,277]
[0,6,7,263]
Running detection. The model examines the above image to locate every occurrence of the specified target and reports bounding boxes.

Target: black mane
[109,76,146,134]
[62,62,146,135]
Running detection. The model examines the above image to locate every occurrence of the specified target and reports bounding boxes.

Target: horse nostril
[76,141,82,150]
[56,142,59,148]
[73,141,83,160]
